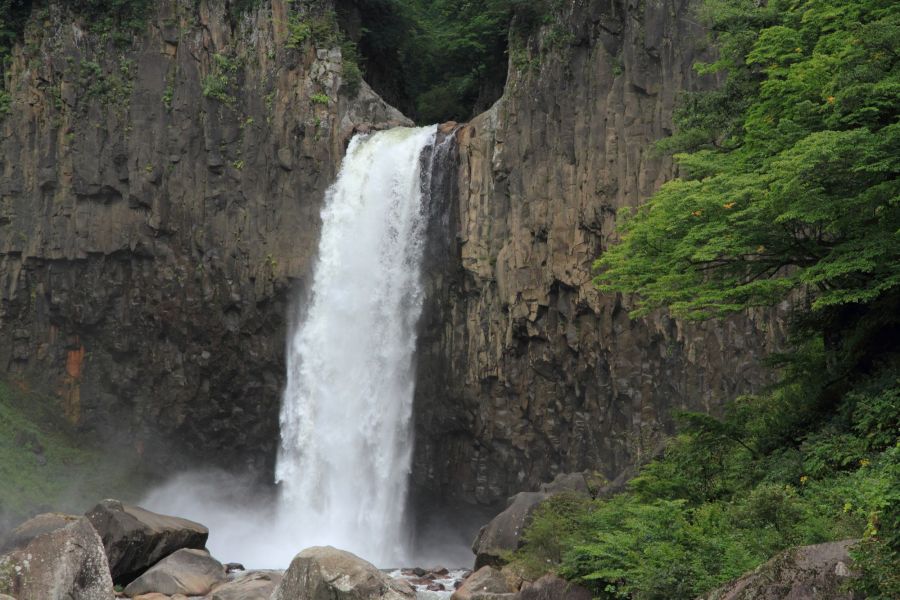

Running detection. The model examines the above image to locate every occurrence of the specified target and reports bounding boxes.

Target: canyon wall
[412,0,780,507]
[0,0,779,510]
[0,0,405,476]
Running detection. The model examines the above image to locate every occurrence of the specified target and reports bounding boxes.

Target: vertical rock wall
[412,0,782,506]
[0,0,407,476]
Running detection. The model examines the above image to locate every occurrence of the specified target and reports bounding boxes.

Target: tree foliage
[594,0,900,321]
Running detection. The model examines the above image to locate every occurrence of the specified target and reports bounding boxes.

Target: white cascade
[274,125,438,567]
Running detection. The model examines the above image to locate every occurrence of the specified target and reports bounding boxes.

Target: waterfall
[274,125,438,567]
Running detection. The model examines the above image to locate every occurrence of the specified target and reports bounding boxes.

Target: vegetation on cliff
[511,0,899,597]
[0,380,149,530]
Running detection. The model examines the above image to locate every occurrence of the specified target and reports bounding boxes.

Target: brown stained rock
[271,547,415,600]
[209,570,283,600]
[451,566,514,600]
[704,540,861,600]
[0,516,114,600]
[0,512,80,553]
[123,548,225,597]
[85,500,208,585]
[133,595,170,600]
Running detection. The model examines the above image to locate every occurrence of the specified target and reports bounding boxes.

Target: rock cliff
[0,0,406,476]
[0,0,780,514]
[411,0,781,507]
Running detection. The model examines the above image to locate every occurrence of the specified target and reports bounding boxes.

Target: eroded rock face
[0,516,114,600]
[704,540,860,600]
[0,0,409,481]
[85,499,208,584]
[412,0,782,507]
[271,546,416,600]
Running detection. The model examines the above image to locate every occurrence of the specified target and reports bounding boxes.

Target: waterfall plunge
[141,126,444,569]
[275,126,438,566]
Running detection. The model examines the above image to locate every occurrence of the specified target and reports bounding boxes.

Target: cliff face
[0,0,406,475]
[412,0,780,506]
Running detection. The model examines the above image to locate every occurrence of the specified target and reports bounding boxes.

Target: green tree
[594,0,899,325]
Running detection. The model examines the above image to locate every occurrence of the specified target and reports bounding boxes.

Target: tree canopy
[594,0,900,322]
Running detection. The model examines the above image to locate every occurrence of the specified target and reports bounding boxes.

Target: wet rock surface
[0,516,115,600]
[85,499,208,584]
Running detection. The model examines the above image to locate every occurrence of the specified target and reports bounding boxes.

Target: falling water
[274,126,438,566]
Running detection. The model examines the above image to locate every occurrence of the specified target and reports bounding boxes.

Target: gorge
[0,0,777,520]
[1,0,779,568]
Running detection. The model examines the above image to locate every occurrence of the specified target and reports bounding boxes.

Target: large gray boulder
[123,548,225,596]
[271,546,415,600]
[209,570,283,600]
[704,540,860,600]
[450,566,515,600]
[85,499,208,584]
[0,512,79,553]
[0,516,114,600]
[472,473,591,569]
[517,574,591,600]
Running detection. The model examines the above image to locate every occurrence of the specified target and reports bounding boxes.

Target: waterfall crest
[275,126,438,566]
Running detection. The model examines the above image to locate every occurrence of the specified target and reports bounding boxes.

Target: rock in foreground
[85,499,208,584]
[209,570,283,600]
[0,516,114,600]
[704,540,860,600]
[0,512,79,553]
[450,566,515,600]
[517,574,590,600]
[123,548,225,597]
[271,546,415,600]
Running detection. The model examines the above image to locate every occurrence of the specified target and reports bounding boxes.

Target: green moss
[0,380,149,529]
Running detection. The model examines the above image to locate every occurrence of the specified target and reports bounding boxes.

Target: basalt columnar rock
[0,0,408,484]
[0,516,115,600]
[271,546,416,600]
[411,0,781,508]
[85,499,208,584]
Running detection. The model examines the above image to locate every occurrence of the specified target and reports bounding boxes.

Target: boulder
[0,512,79,553]
[517,574,591,600]
[85,499,208,584]
[451,566,515,600]
[209,570,283,600]
[271,546,415,600]
[472,473,591,569]
[704,540,860,600]
[471,493,546,570]
[0,516,114,599]
[123,548,225,597]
